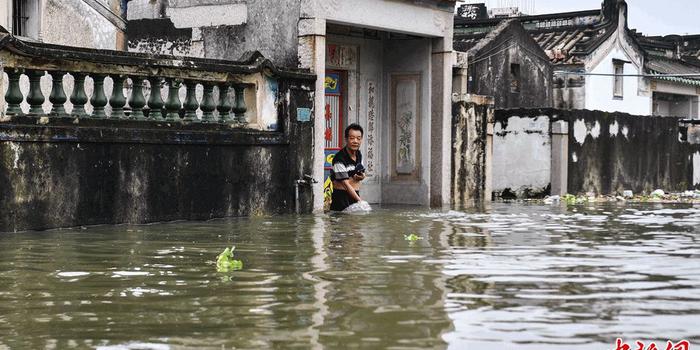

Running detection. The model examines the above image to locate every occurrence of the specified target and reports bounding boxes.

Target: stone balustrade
[0,28,309,128]
[0,27,318,231]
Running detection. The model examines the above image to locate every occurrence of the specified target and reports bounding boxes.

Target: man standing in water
[330,124,366,211]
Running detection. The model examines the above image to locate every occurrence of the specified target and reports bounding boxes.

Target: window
[11,0,39,39]
[510,63,521,93]
[12,0,27,36]
[613,61,624,99]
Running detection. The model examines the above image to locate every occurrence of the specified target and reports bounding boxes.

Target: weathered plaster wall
[43,0,119,49]
[127,18,198,56]
[567,110,700,194]
[492,113,551,198]
[465,22,553,109]
[553,74,585,110]
[452,96,492,205]
[127,0,300,66]
[1,0,121,49]
[0,81,315,233]
[493,108,700,198]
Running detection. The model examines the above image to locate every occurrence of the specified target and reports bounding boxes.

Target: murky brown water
[1,203,699,349]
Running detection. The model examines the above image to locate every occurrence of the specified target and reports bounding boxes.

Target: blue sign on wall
[324,73,341,95]
[297,107,312,122]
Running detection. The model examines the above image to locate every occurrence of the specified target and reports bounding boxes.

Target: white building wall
[43,0,119,50]
[1,0,120,49]
[585,46,650,115]
[0,1,9,31]
[492,116,551,197]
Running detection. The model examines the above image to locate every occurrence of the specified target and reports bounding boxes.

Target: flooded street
[1,203,699,349]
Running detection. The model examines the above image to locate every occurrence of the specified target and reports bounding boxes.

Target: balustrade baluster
[48,71,67,116]
[183,80,199,122]
[109,75,126,119]
[4,68,24,115]
[147,77,164,120]
[200,83,216,123]
[70,72,88,117]
[165,79,182,121]
[129,77,146,120]
[232,84,248,124]
[27,70,45,115]
[90,74,107,118]
[217,82,232,123]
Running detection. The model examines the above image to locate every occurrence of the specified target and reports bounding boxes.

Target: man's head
[344,124,364,151]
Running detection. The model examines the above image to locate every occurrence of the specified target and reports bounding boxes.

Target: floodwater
[1,203,699,349]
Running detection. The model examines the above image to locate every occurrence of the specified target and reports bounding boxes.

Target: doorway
[323,69,348,205]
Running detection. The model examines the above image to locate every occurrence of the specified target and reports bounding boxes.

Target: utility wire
[554,71,700,78]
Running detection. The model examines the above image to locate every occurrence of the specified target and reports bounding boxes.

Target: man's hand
[353,172,366,181]
[342,179,362,202]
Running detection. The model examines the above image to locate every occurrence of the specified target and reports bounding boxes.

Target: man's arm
[353,173,366,181]
[342,179,362,202]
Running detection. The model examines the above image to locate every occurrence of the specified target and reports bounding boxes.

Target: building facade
[126,0,458,210]
[453,18,553,109]
[454,0,700,119]
[0,0,125,49]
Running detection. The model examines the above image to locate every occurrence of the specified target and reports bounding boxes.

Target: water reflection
[439,203,700,350]
[0,203,698,349]
[314,211,452,349]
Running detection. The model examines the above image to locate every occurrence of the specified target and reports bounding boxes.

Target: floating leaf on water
[216,246,243,272]
[403,234,423,242]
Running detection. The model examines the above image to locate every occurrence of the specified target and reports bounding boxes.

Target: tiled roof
[636,33,700,63]
[454,9,614,65]
[632,33,700,85]
[646,56,700,86]
[455,6,700,86]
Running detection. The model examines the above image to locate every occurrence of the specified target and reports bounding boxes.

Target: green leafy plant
[216,246,243,272]
[404,233,423,242]
[562,194,588,205]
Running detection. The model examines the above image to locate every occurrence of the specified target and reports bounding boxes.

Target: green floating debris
[562,194,586,205]
[404,233,423,242]
[216,246,243,272]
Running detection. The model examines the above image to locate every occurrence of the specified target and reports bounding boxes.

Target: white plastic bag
[343,200,372,214]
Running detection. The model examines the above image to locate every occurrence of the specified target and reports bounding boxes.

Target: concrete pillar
[485,118,494,202]
[429,37,454,208]
[551,120,569,196]
[298,17,326,212]
[452,68,468,96]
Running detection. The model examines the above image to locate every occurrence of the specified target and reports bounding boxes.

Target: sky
[457,0,700,36]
